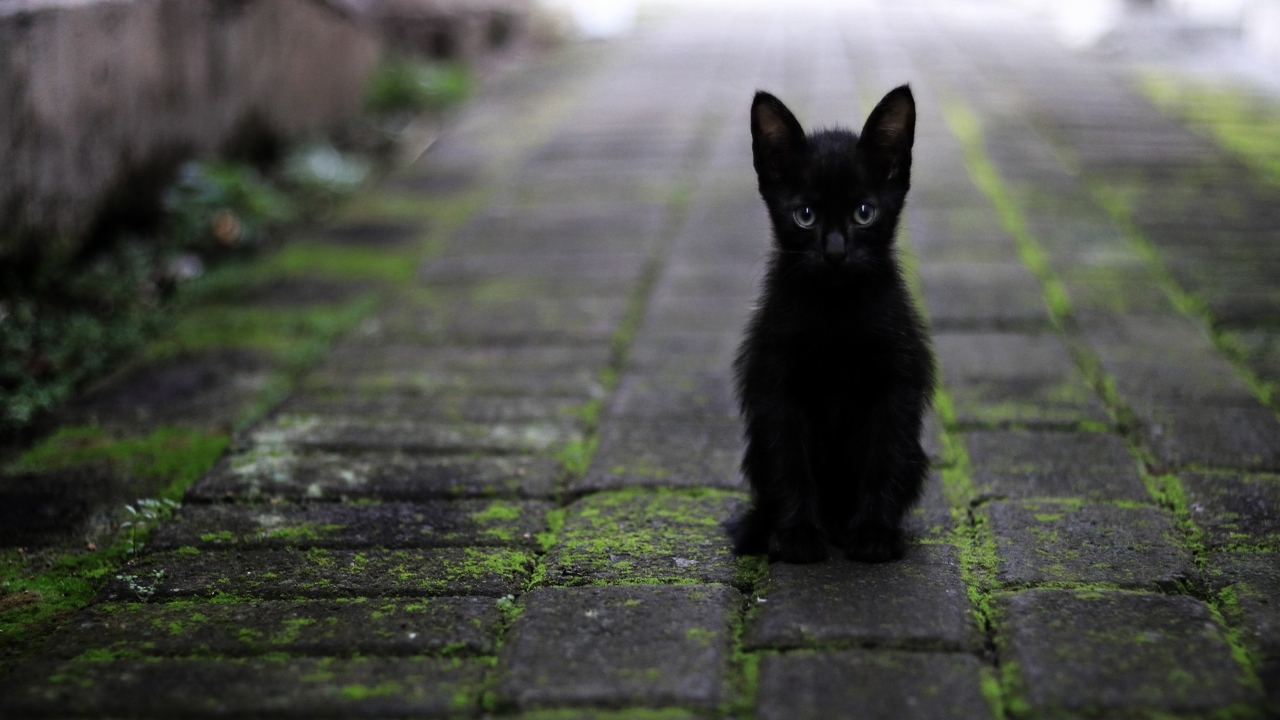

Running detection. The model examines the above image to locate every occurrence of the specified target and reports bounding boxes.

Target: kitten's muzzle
[823,231,846,264]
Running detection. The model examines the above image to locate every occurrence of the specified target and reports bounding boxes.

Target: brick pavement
[2,1,1279,717]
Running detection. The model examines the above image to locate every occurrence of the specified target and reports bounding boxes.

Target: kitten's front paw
[843,524,906,563]
[771,526,828,564]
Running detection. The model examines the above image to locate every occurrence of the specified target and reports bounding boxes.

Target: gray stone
[54,349,274,434]
[1202,552,1280,658]
[419,252,647,287]
[576,420,744,493]
[542,489,746,587]
[383,296,629,345]
[747,544,977,651]
[97,547,530,601]
[497,585,739,710]
[756,651,995,720]
[0,658,485,718]
[933,332,1109,428]
[1143,405,1280,472]
[245,414,578,455]
[986,500,1194,588]
[607,371,737,421]
[42,597,503,658]
[317,219,426,247]
[965,430,1149,501]
[919,263,1054,331]
[186,452,562,502]
[150,500,552,551]
[281,392,592,427]
[998,589,1257,715]
[905,471,955,542]
[1183,471,1280,549]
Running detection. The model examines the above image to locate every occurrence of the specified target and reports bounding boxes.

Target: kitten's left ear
[857,85,916,181]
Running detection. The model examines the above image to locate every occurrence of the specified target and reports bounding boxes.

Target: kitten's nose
[823,232,846,264]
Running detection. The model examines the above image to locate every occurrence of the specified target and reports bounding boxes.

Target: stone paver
[965,430,1149,501]
[998,589,1258,715]
[756,651,994,720]
[5,1,1280,718]
[746,544,977,651]
[986,500,1194,589]
[496,584,738,710]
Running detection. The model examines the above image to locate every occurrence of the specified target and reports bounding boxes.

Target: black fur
[728,86,935,563]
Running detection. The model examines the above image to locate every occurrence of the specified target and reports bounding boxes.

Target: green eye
[853,202,877,226]
[792,206,816,228]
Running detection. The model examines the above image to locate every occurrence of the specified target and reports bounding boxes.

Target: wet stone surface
[576,420,744,493]
[746,544,977,652]
[933,332,1109,428]
[986,500,1195,589]
[756,651,995,720]
[96,547,531,601]
[149,499,552,551]
[1183,471,1280,549]
[187,452,563,502]
[0,657,486,718]
[965,430,1149,502]
[40,597,503,658]
[497,584,739,711]
[998,589,1256,715]
[541,489,746,587]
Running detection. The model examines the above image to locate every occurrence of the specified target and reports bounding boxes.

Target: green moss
[554,436,598,478]
[470,501,522,523]
[11,426,229,502]
[339,680,402,701]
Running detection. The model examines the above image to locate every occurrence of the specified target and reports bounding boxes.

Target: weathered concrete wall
[0,0,384,257]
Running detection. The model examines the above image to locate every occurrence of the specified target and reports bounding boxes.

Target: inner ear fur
[751,91,807,185]
[857,85,916,177]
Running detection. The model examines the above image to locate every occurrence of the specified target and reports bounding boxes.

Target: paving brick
[97,547,530,602]
[746,544,977,651]
[986,500,1194,589]
[0,657,485,718]
[933,332,1108,428]
[756,651,994,720]
[999,589,1257,715]
[384,296,630,345]
[607,371,737,421]
[1085,316,1259,409]
[316,342,611,376]
[965,430,1148,501]
[281,392,591,426]
[575,420,744,493]
[1143,404,1280,472]
[246,415,578,455]
[1203,552,1280,659]
[419,252,647,287]
[1184,471,1280,549]
[496,584,738,710]
[150,500,551,551]
[919,263,1054,331]
[187,452,562,502]
[41,598,502,658]
[542,489,745,587]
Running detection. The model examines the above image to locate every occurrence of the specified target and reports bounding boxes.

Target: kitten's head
[751,86,915,279]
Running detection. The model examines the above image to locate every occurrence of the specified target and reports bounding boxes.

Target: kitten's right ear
[751,92,807,187]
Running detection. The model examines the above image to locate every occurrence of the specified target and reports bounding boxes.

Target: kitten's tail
[724,505,772,556]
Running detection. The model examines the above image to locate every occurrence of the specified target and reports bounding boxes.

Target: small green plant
[114,569,166,600]
[0,240,162,431]
[367,60,470,116]
[119,498,181,555]
[165,161,293,257]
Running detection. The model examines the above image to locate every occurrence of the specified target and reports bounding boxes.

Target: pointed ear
[751,91,807,187]
[857,85,915,180]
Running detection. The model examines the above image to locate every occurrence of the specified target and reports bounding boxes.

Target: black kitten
[728,86,935,564]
